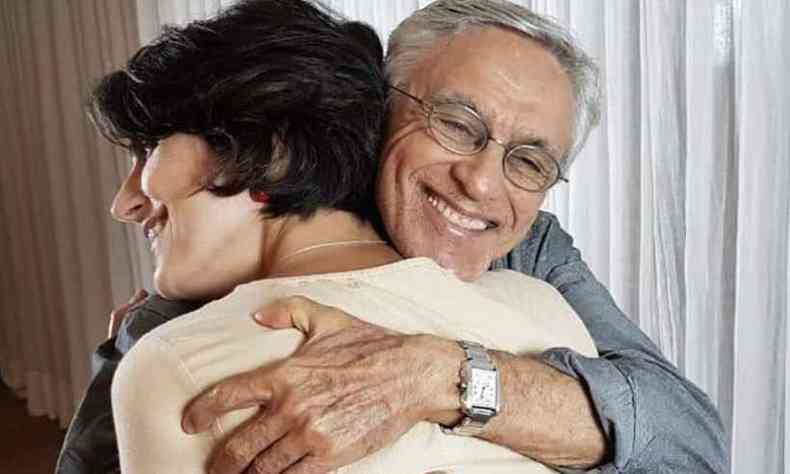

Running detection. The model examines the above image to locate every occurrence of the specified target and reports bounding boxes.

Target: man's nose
[450,144,506,201]
[110,163,151,224]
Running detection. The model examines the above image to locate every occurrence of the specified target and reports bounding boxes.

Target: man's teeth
[427,194,488,231]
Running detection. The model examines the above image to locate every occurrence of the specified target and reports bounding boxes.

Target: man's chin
[433,254,490,282]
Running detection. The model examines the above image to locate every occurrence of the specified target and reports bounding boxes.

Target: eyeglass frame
[388,85,569,193]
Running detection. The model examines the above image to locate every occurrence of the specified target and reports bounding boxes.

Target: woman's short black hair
[89,0,386,222]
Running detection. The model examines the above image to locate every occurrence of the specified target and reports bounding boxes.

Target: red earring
[249,190,270,203]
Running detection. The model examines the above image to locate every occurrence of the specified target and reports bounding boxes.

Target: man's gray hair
[386,0,602,168]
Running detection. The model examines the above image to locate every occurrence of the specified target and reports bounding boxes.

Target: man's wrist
[405,334,466,426]
[439,340,501,437]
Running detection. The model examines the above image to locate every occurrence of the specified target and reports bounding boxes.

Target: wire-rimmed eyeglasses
[389,85,568,193]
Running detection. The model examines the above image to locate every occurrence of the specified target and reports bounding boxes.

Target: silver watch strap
[442,340,498,436]
[460,340,494,369]
[444,414,489,436]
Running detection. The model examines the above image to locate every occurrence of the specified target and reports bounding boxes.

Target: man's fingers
[108,289,149,338]
[207,408,292,474]
[252,296,355,337]
[281,456,330,474]
[245,432,308,474]
[108,313,124,339]
[183,369,274,434]
[128,288,148,304]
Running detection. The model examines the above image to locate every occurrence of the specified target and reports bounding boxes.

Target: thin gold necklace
[273,239,387,268]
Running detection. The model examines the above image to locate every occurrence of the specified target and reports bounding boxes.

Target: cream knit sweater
[113,258,597,473]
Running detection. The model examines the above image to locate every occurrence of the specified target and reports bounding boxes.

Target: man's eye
[438,118,476,140]
[514,155,541,171]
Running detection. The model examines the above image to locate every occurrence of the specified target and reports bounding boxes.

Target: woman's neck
[261,209,401,279]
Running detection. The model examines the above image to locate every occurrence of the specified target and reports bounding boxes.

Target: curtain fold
[731,1,789,472]
[684,0,738,437]
[0,1,786,471]
[0,0,140,427]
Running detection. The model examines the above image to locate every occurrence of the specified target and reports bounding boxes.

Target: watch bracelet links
[441,340,498,436]
[460,340,494,369]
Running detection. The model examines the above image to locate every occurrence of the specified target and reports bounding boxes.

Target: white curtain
[0,1,786,472]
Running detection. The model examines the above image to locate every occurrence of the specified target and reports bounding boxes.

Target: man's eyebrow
[430,91,497,124]
[518,134,563,160]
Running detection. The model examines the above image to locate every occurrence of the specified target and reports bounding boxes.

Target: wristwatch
[442,340,500,436]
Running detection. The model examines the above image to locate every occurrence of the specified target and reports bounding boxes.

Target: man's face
[376,27,575,280]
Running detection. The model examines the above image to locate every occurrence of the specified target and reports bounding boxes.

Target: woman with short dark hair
[90,0,391,301]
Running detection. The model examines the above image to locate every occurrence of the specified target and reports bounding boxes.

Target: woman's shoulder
[471,269,597,357]
[474,268,566,304]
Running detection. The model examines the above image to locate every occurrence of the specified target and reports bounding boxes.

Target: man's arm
[500,211,729,472]
[183,212,727,474]
[423,339,609,468]
[183,301,609,473]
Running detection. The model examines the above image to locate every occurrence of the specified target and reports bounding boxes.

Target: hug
[57,0,728,473]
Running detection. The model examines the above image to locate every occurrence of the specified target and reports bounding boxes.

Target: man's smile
[424,187,497,233]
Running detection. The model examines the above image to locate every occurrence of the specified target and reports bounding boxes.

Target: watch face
[469,367,497,409]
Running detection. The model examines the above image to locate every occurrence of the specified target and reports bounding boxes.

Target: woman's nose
[111,161,152,224]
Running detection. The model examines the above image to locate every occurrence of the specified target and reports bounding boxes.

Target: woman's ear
[249,190,270,204]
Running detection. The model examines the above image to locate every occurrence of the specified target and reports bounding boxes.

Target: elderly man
[58,1,727,473]
[180,2,727,473]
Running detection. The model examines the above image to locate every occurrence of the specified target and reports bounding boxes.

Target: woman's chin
[153,278,185,301]
[154,272,204,302]
[154,270,232,302]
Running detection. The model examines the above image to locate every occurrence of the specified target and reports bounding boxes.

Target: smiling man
[181,2,728,474]
[377,27,575,281]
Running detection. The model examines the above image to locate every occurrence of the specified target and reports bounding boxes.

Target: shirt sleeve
[504,212,729,473]
[56,295,200,474]
[55,338,122,474]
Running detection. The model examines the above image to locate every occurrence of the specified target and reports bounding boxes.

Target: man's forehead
[411,28,574,153]
[415,29,563,102]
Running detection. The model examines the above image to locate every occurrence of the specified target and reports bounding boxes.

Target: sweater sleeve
[112,334,215,474]
[503,211,729,473]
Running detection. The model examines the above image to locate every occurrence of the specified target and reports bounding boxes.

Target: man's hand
[108,289,147,338]
[181,296,463,474]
